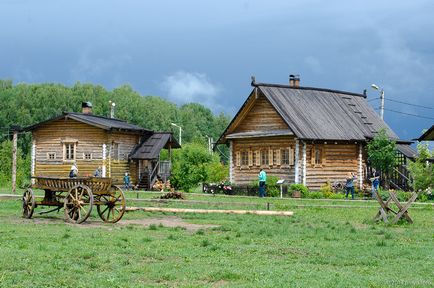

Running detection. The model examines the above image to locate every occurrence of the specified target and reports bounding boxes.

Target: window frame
[63,142,76,162]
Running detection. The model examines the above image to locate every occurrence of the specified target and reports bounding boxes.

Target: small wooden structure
[216,77,416,190]
[22,176,126,223]
[22,102,180,190]
[374,191,419,224]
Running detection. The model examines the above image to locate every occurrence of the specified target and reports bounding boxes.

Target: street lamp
[171,123,182,146]
[371,84,385,120]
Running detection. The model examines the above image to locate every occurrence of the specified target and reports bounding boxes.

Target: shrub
[307,191,324,199]
[320,181,333,198]
[289,184,309,198]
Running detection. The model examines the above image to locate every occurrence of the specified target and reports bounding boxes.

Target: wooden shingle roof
[218,82,399,144]
[129,132,181,160]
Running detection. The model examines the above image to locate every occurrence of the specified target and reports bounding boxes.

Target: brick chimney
[82,101,93,114]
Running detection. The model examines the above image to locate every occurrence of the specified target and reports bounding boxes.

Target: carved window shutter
[255,151,261,166]
[269,148,273,166]
[289,147,294,166]
[311,145,315,165]
[236,151,240,167]
[276,149,281,165]
[248,150,253,166]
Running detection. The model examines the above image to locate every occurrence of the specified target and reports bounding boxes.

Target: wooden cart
[22,177,126,224]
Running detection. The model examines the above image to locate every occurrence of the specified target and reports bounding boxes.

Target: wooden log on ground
[126,206,294,216]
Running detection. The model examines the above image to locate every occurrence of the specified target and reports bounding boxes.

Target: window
[281,149,289,165]
[312,145,324,166]
[64,143,75,160]
[260,150,269,166]
[84,153,92,160]
[47,153,56,160]
[112,143,119,160]
[252,151,257,166]
[241,151,248,166]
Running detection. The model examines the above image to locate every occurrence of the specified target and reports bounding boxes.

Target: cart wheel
[97,185,126,223]
[64,184,93,224]
[22,188,35,219]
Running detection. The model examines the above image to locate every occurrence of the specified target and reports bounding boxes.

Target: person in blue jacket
[258,169,267,197]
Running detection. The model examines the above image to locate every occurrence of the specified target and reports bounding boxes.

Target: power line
[385,98,434,110]
[367,97,380,102]
[383,108,434,120]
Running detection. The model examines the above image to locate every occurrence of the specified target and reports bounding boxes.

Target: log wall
[232,136,296,184]
[33,119,140,185]
[232,140,366,190]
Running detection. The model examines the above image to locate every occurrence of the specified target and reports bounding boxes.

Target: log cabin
[216,76,416,190]
[23,102,180,189]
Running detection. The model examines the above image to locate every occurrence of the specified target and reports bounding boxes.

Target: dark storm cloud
[0,0,433,139]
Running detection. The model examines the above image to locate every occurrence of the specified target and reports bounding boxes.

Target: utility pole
[371,84,385,120]
[11,126,20,194]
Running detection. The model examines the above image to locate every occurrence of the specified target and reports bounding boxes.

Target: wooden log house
[216,76,416,190]
[23,102,180,189]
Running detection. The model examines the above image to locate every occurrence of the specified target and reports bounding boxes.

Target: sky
[1,0,433,141]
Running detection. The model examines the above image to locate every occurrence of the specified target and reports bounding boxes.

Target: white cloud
[161,71,222,109]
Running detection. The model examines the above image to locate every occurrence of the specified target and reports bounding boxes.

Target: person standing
[345,172,357,200]
[123,172,130,190]
[371,169,380,199]
[94,166,102,177]
[258,169,267,197]
[69,161,78,178]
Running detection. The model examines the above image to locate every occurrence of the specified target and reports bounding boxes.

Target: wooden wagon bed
[22,176,126,224]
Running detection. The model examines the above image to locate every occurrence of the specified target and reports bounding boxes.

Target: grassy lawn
[0,191,433,287]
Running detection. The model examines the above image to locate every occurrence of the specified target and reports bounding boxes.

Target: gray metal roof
[417,125,434,141]
[129,132,181,160]
[396,144,418,159]
[24,112,151,133]
[259,85,398,141]
[217,82,399,144]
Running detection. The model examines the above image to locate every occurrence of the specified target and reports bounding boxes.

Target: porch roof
[129,132,181,160]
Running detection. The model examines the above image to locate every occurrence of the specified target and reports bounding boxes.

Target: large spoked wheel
[97,186,126,223]
[22,188,36,219]
[64,184,93,224]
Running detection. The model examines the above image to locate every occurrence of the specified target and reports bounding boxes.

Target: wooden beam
[294,139,299,183]
[31,139,36,184]
[229,140,233,183]
[11,129,18,194]
[358,143,363,190]
[302,141,307,185]
[126,206,294,216]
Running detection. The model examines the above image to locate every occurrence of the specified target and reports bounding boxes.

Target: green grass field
[0,191,433,287]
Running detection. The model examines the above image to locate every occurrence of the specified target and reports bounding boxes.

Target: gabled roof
[417,125,434,141]
[129,132,181,160]
[396,144,418,159]
[218,82,399,144]
[23,112,151,134]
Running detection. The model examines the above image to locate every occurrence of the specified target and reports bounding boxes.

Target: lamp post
[171,123,182,146]
[371,84,385,120]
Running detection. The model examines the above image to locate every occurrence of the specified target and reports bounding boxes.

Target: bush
[289,184,309,198]
[328,193,346,199]
[320,181,333,198]
[307,191,324,199]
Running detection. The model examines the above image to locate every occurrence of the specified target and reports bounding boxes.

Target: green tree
[407,143,433,192]
[170,143,227,191]
[367,129,396,189]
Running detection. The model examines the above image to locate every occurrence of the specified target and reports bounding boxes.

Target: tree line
[0,79,231,188]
